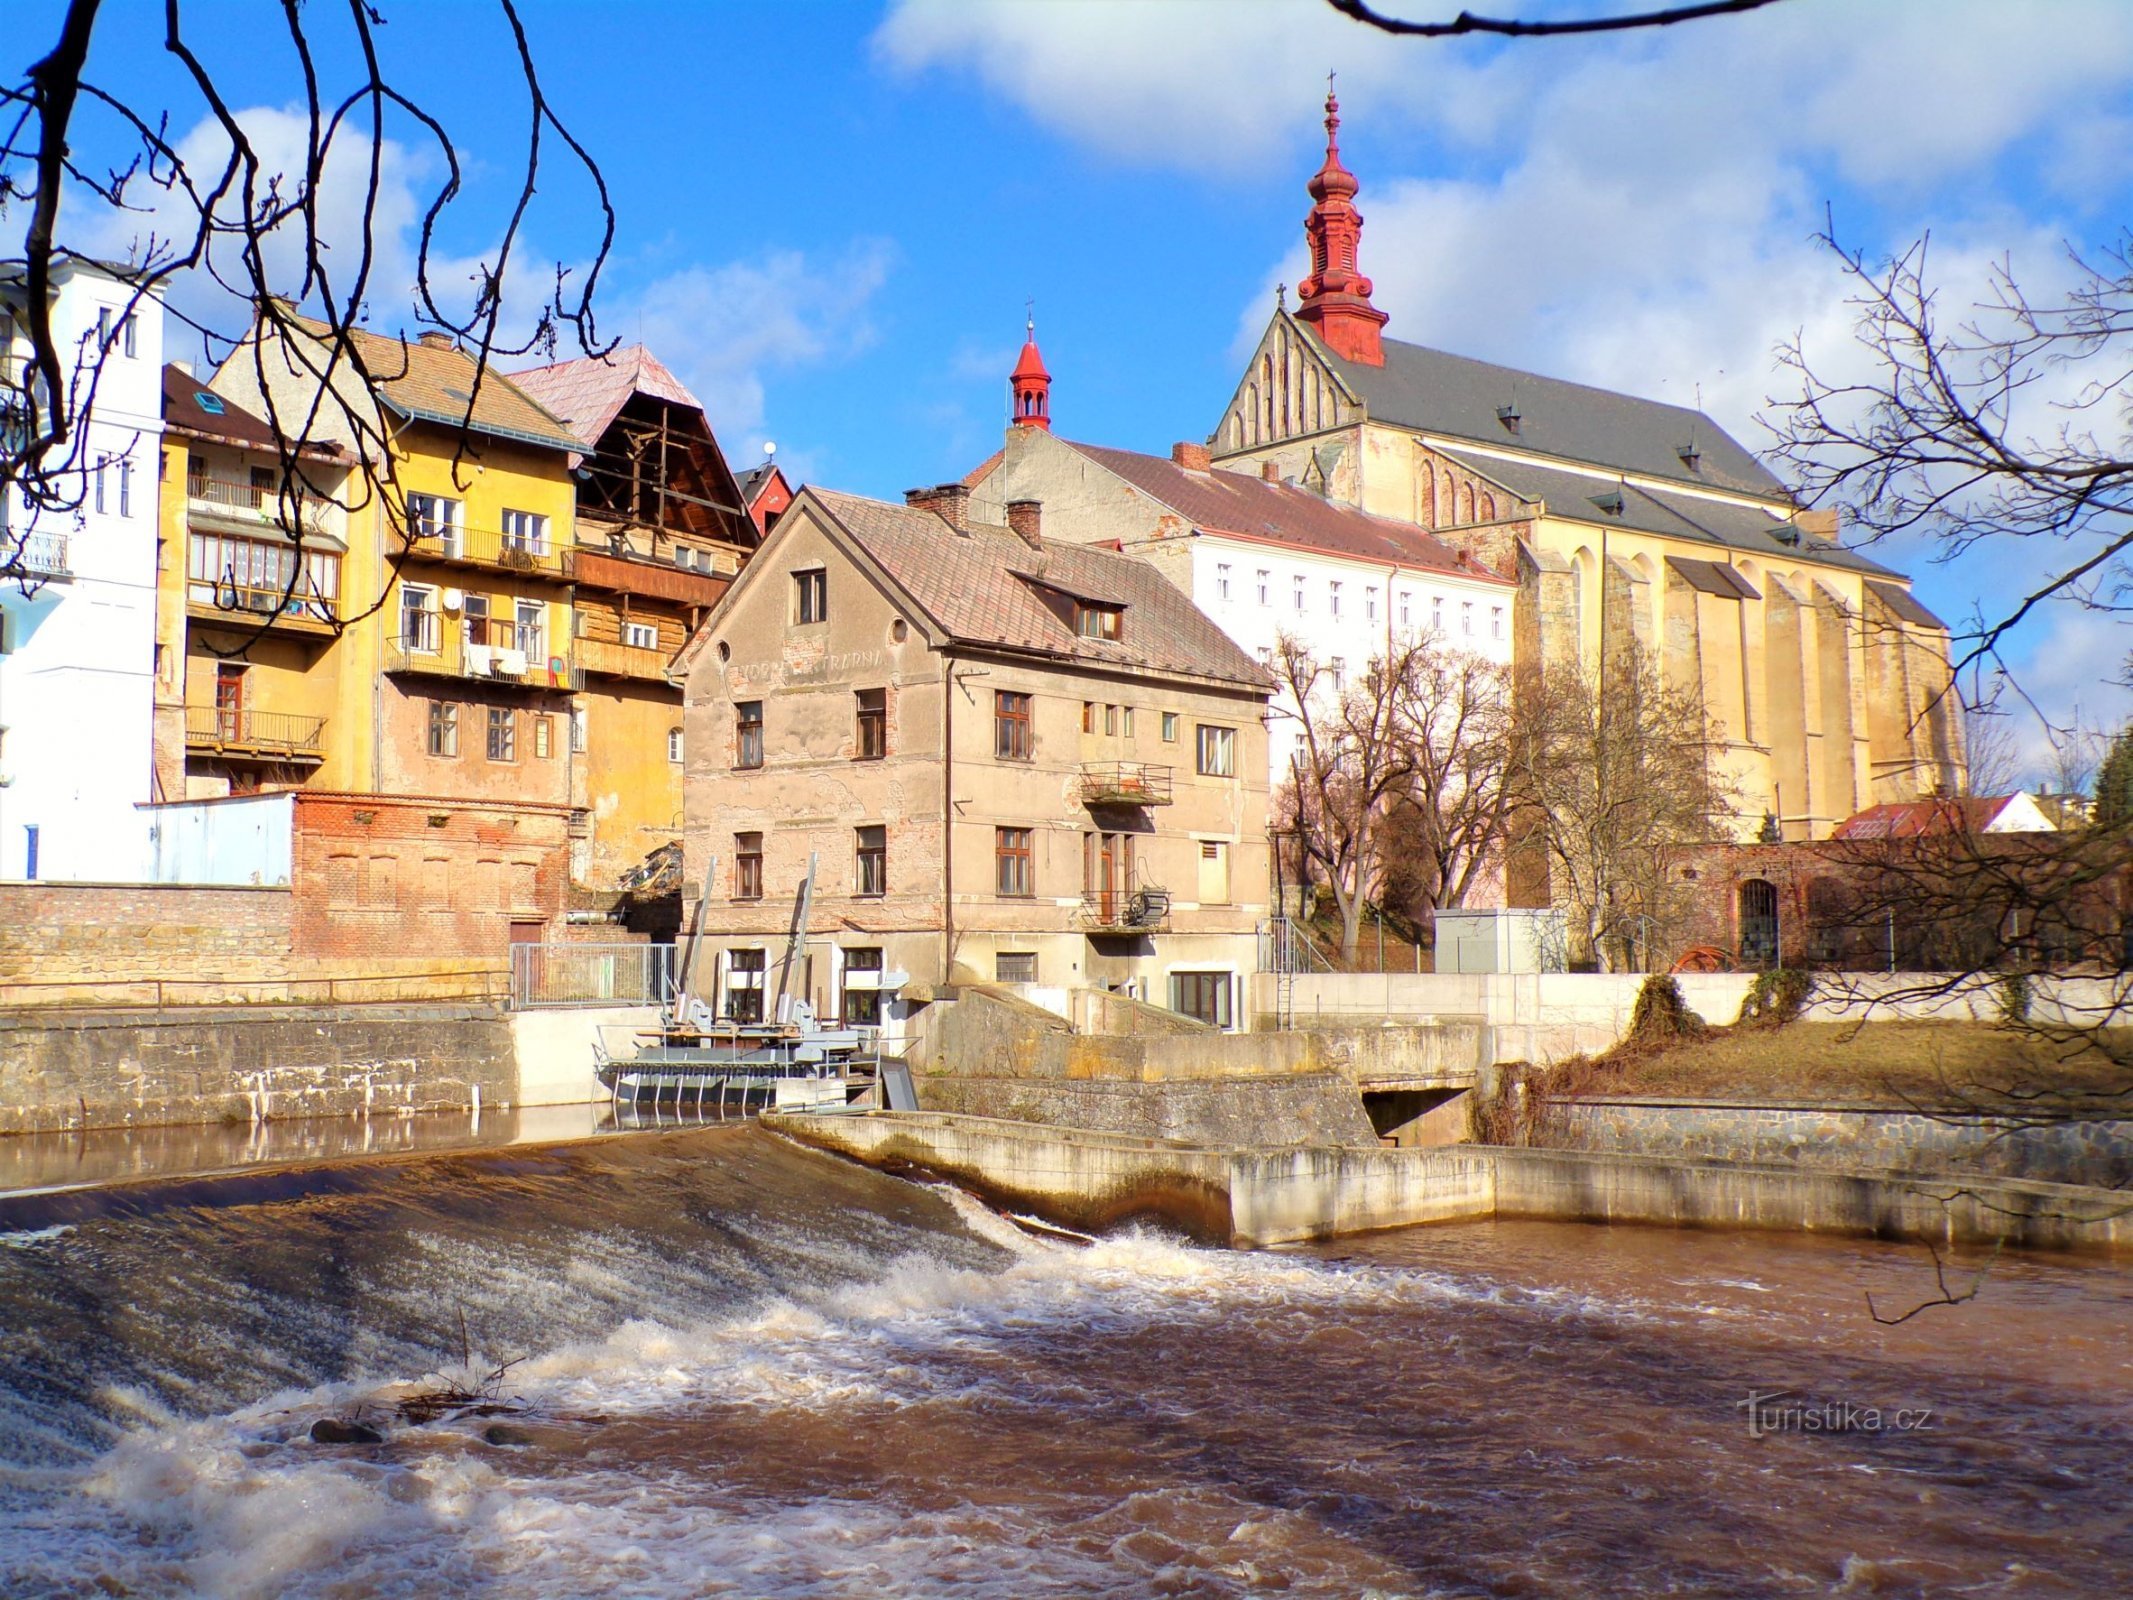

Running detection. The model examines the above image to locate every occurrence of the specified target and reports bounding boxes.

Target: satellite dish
[763,441,777,460]
[441,588,463,611]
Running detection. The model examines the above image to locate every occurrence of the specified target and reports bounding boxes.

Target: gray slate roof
[809,489,1273,693]
[1435,448,1898,577]
[1316,331,1784,500]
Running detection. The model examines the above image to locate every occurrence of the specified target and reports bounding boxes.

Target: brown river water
[1,1122,2128,1598]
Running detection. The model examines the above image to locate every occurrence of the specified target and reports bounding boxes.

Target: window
[1171,971,1233,1029]
[407,493,460,548]
[190,531,342,621]
[486,707,515,762]
[1162,712,1178,742]
[1292,576,1306,613]
[624,620,659,650]
[118,459,131,518]
[1121,706,1135,738]
[995,952,1038,984]
[1256,646,1272,668]
[1104,703,1118,737]
[516,599,546,660]
[464,593,494,645]
[842,947,884,1027]
[1461,600,1475,635]
[1330,658,1346,693]
[1256,570,1270,606]
[401,585,439,652]
[793,567,828,624]
[996,827,1035,897]
[1075,602,1121,640]
[736,701,764,769]
[534,716,553,760]
[1366,586,1378,623]
[570,706,587,753]
[995,690,1032,760]
[734,833,764,900]
[1491,605,1505,640]
[1432,596,1444,631]
[97,306,110,347]
[1400,591,1412,629]
[725,948,766,1023]
[1196,724,1236,777]
[121,313,136,358]
[93,460,105,514]
[1329,580,1342,618]
[855,688,886,760]
[1197,840,1231,905]
[501,508,548,557]
[855,825,887,897]
[1217,563,1232,602]
[667,727,684,764]
[1081,701,1096,734]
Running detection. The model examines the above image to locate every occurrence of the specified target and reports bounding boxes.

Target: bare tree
[1960,698,2025,800]
[1272,632,1422,964]
[2,1,613,648]
[1325,0,1787,41]
[1379,642,1518,924]
[1511,646,1735,972]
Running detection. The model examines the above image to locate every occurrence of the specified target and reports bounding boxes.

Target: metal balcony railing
[1079,886,1172,935]
[1079,761,1174,807]
[8,530,71,579]
[404,521,573,578]
[384,635,583,691]
[510,941,676,1010]
[184,704,327,759]
[187,474,329,531]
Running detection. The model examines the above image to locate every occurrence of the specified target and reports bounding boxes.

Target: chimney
[905,482,972,533]
[417,331,454,350]
[1261,460,1282,484]
[1171,440,1211,471]
[1005,499,1043,550]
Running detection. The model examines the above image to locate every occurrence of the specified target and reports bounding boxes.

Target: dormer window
[1075,602,1122,641]
[1678,444,1701,470]
[1497,403,1521,434]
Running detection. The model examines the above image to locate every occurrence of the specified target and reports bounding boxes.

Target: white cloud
[606,241,896,439]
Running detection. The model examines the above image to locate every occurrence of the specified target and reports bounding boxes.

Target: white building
[967,423,1516,782]
[0,261,166,880]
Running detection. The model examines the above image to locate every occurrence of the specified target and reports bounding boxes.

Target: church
[1204,92,1965,843]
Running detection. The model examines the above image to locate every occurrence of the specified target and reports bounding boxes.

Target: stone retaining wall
[1548,1098,2133,1188]
[0,1005,517,1135]
[915,1072,1379,1148]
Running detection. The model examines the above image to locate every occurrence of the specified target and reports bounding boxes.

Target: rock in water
[310,1417,384,1445]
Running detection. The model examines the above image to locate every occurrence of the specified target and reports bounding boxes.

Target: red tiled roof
[809,488,1271,691]
[1063,440,1513,584]
[1833,797,2010,839]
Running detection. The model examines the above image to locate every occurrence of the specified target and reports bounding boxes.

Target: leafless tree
[1324,0,1786,41]
[2,0,613,649]
[1272,631,1424,964]
[1510,645,1735,972]
[1960,698,2025,800]
[1379,642,1518,924]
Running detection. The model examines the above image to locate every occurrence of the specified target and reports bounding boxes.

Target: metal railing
[1258,915,1338,974]
[510,940,677,1009]
[1078,761,1174,807]
[184,703,328,757]
[9,530,71,578]
[187,474,330,530]
[405,522,574,578]
[1079,886,1171,934]
[384,635,583,690]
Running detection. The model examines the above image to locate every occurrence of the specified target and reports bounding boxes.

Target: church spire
[1009,305,1051,430]
[1294,83,1388,367]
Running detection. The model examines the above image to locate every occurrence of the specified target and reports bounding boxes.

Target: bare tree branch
[1324,0,1787,41]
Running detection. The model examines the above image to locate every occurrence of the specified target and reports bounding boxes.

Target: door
[214,664,245,742]
[1738,880,1779,969]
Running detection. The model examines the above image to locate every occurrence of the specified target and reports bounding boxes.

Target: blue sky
[33,0,2133,770]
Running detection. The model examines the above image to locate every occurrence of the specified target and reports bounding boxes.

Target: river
[3,1123,2128,1597]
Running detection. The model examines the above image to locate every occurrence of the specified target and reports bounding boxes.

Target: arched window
[1440,471,1457,526]
[1479,493,1496,521]
[1458,483,1474,524]
[1262,355,1275,437]
[1738,879,1780,969]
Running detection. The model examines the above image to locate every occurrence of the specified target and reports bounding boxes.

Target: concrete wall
[1548,1097,2133,1188]
[0,1004,516,1135]
[917,1073,1379,1148]
[510,1004,661,1107]
[767,1110,2133,1254]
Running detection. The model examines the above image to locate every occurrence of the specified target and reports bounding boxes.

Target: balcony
[576,635,673,681]
[185,704,327,763]
[1079,886,1172,936]
[186,580,337,637]
[7,530,71,582]
[187,474,329,534]
[574,545,728,606]
[384,634,583,692]
[1079,761,1174,808]
[402,522,573,580]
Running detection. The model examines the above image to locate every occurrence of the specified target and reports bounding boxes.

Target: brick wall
[291,791,571,962]
[0,882,294,985]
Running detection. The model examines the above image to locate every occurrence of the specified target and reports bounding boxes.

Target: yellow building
[198,315,587,827]
[1208,99,1963,842]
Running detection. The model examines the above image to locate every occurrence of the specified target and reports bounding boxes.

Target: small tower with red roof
[1010,310,1051,430]
[1295,86,1388,367]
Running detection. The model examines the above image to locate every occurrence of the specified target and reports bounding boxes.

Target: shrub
[1997,971,2033,1024]
[1737,967,1812,1028]
[1627,974,1708,1048]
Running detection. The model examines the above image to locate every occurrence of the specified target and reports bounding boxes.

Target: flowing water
[2,1123,2129,1598]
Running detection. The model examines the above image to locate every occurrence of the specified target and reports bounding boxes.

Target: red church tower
[1010,313,1051,430]
[1295,89,1388,367]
